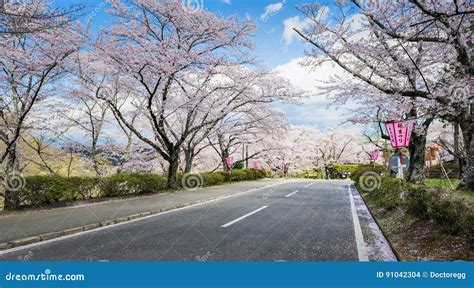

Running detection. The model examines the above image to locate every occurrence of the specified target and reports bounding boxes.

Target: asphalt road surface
[0,180,396,261]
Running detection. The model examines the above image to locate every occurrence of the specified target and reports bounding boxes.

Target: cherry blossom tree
[0,0,83,34]
[180,67,299,173]
[349,0,473,187]
[95,0,258,189]
[208,105,288,172]
[269,125,370,174]
[0,1,83,208]
[294,1,471,183]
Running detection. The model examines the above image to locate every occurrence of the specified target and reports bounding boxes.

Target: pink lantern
[252,161,260,169]
[370,150,379,161]
[225,156,233,169]
[385,121,414,149]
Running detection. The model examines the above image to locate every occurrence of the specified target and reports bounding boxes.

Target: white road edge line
[0,181,293,256]
[221,206,268,228]
[285,190,299,197]
[304,183,314,188]
[348,184,369,262]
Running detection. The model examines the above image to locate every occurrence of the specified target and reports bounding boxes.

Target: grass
[424,178,474,204]
[424,178,460,190]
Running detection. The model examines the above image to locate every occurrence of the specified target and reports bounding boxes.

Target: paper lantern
[370,151,379,161]
[252,161,260,169]
[385,121,414,149]
[225,156,233,169]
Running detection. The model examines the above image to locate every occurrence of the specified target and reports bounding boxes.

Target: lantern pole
[397,149,404,179]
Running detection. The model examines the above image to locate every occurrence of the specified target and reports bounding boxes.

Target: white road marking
[304,183,314,188]
[221,206,268,228]
[348,185,369,261]
[0,181,292,255]
[285,190,299,197]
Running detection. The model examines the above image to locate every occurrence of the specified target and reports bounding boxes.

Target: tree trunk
[465,102,474,190]
[166,152,179,190]
[3,144,20,210]
[453,123,463,178]
[184,149,194,174]
[407,119,432,184]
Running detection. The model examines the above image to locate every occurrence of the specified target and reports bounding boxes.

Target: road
[0,180,396,261]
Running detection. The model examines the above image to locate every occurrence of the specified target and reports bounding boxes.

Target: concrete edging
[352,185,402,261]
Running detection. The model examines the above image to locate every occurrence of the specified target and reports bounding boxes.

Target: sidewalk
[0,179,287,249]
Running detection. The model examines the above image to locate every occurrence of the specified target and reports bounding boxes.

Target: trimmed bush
[14,169,268,209]
[99,173,167,197]
[351,164,386,185]
[329,164,360,176]
[217,169,267,182]
[200,172,225,186]
[427,163,460,179]
[18,176,100,207]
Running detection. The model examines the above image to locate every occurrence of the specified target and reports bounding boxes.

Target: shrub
[229,169,247,181]
[351,164,386,186]
[68,177,102,200]
[14,169,268,209]
[18,176,100,207]
[462,213,474,245]
[427,163,460,179]
[427,196,465,234]
[216,169,267,182]
[329,164,360,176]
[362,177,410,210]
[404,186,433,219]
[99,173,167,197]
[200,172,225,186]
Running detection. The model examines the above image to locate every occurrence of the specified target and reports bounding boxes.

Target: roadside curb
[352,184,402,261]
[0,180,291,252]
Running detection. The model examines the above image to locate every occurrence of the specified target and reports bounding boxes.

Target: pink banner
[370,150,379,161]
[385,121,414,148]
[225,156,233,169]
[252,161,260,169]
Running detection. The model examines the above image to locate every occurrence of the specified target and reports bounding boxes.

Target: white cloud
[221,0,231,4]
[273,57,353,130]
[282,16,312,46]
[261,1,285,21]
[282,6,329,46]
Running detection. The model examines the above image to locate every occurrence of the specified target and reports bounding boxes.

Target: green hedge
[351,164,386,185]
[352,165,474,242]
[13,169,268,209]
[328,164,361,176]
[218,169,266,182]
[427,163,460,179]
[200,172,226,186]
[99,173,167,197]
[18,176,101,206]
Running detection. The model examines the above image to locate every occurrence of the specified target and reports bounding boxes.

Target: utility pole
[246,146,249,168]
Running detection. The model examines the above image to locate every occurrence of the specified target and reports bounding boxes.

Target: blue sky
[59,0,353,131]
[64,0,313,68]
